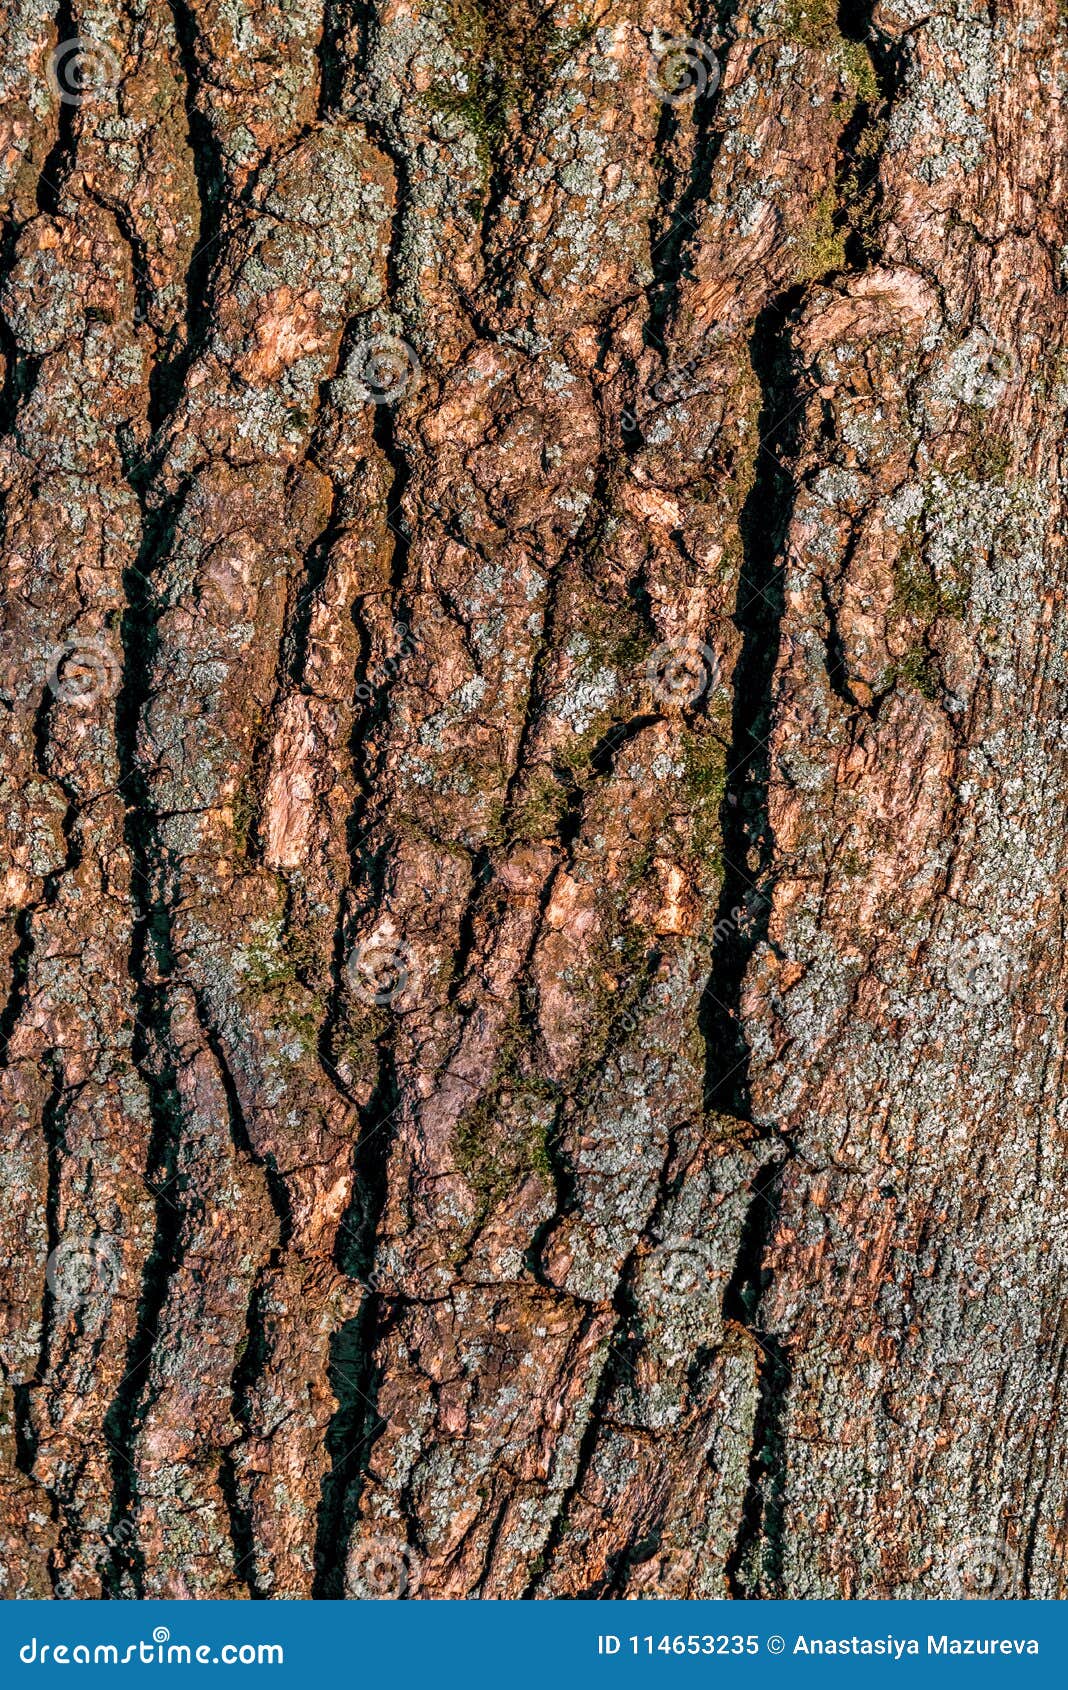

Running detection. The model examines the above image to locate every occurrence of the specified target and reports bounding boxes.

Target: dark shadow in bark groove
[310,115,417,1534]
[82,185,157,352]
[699,290,804,1595]
[99,1043,185,1598]
[531,1110,695,1598]
[311,1303,386,1594]
[314,82,415,1092]
[318,1,374,116]
[150,0,229,427]
[312,1049,398,1595]
[0,904,33,1065]
[701,290,801,1118]
[447,843,494,1004]
[715,46,903,1596]
[646,3,732,351]
[523,1298,630,1598]
[835,1,902,269]
[0,225,44,544]
[102,478,190,1597]
[36,0,78,216]
[329,325,413,893]
[11,1383,35,1476]
[284,477,345,694]
[191,989,292,1599]
[0,277,41,965]
[320,387,414,1095]
[17,1054,65,1477]
[524,1091,572,1287]
[722,1157,792,1596]
[5,1058,67,1592]
[0,232,43,442]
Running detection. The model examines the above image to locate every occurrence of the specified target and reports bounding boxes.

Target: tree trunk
[2,0,1067,1601]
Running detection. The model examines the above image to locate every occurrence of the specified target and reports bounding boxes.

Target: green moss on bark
[454,1016,556,1209]
[425,1,596,171]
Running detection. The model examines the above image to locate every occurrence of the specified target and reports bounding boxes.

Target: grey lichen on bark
[0,0,1066,1601]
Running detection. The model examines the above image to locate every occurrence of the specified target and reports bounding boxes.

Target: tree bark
[1,0,1067,1600]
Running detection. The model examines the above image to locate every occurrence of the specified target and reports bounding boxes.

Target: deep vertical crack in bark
[35,0,77,218]
[722,1158,792,1597]
[101,420,188,1584]
[153,0,226,422]
[701,294,800,1119]
[313,1048,398,1595]
[689,289,800,1598]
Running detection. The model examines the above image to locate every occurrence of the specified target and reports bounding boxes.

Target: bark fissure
[36,0,78,217]
[646,6,727,349]
[701,294,800,1118]
[722,1155,792,1597]
[312,1052,398,1596]
[102,478,190,1596]
[152,0,227,423]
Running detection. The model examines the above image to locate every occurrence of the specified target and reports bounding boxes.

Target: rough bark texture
[1,0,1067,1602]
